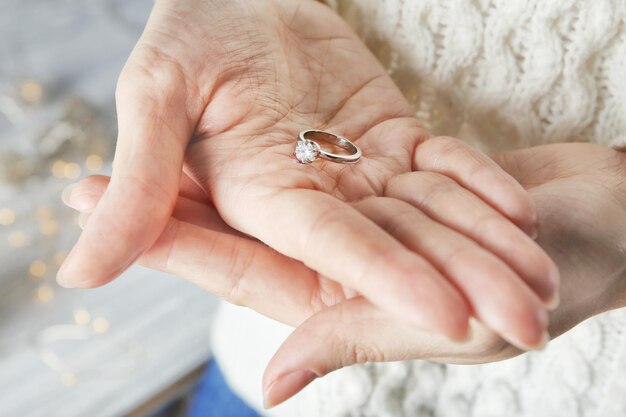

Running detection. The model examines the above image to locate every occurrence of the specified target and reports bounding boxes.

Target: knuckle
[413,173,459,208]
[224,245,257,306]
[115,68,134,98]
[422,136,465,158]
[471,213,506,237]
[467,162,494,184]
[189,234,255,306]
[443,245,478,267]
[335,337,384,367]
[386,171,457,203]
[428,136,490,173]
[116,50,184,104]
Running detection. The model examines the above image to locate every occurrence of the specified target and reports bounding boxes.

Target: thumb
[263,297,463,408]
[261,298,495,409]
[57,56,198,288]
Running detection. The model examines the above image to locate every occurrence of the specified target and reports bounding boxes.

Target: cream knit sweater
[211,1,626,416]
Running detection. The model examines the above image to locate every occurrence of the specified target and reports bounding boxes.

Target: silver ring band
[295,130,362,164]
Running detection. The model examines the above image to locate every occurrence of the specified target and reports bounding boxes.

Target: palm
[62,0,558,350]
[497,144,626,331]
[181,0,416,211]
[175,0,419,304]
[155,0,556,345]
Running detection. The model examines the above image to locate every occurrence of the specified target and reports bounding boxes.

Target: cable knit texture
[211,1,626,416]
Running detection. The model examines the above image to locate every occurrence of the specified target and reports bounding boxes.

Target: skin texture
[65,142,626,408]
[57,0,558,350]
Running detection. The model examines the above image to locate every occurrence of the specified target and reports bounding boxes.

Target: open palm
[59,0,557,349]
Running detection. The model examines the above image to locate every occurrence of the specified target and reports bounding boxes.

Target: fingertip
[56,258,122,289]
[527,250,560,307]
[545,291,560,311]
[399,288,470,343]
[445,316,472,342]
[262,369,318,409]
[544,259,561,308]
[56,252,92,289]
[488,174,538,238]
[515,330,551,351]
[507,190,538,239]
[454,323,474,343]
[387,260,470,341]
[62,176,110,212]
[77,211,92,229]
[61,183,76,207]
[56,210,135,289]
[500,306,549,351]
[55,262,72,288]
[56,249,118,289]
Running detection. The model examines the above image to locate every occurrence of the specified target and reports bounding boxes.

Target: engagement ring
[295,130,362,164]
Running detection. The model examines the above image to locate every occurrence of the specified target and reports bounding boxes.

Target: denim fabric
[187,360,262,417]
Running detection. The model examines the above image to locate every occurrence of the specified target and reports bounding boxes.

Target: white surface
[0,267,215,417]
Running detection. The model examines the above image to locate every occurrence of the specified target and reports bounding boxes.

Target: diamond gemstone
[295,140,318,163]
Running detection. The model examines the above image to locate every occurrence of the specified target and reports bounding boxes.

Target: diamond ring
[294,130,362,164]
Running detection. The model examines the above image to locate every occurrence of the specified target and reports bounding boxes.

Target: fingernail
[61,183,76,207]
[524,307,550,349]
[529,226,539,240]
[508,307,550,351]
[534,330,551,350]
[511,329,551,351]
[546,291,560,310]
[263,370,317,409]
[456,325,474,343]
[77,211,92,229]
[56,262,73,288]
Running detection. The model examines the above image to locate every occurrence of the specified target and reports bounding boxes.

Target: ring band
[295,130,362,164]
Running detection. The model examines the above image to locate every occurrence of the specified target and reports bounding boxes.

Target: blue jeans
[187,360,262,417]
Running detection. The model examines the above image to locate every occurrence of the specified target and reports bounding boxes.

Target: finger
[414,136,538,237]
[237,188,471,341]
[262,298,520,409]
[64,175,235,235]
[62,174,207,212]
[385,171,560,308]
[57,62,199,288]
[141,219,323,324]
[73,182,331,324]
[354,197,549,350]
[62,176,111,212]
[61,174,204,211]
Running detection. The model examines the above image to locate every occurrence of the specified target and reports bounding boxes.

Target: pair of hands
[66,144,626,407]
[58,0,626,408]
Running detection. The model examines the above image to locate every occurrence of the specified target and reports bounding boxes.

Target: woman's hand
[58,0,556,348]
[64,142,626,406]
[261,143,626,406]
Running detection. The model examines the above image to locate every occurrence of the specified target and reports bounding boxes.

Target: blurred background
[0,1,217,416]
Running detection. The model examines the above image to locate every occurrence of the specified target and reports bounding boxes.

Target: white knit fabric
[211,1,626,416]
